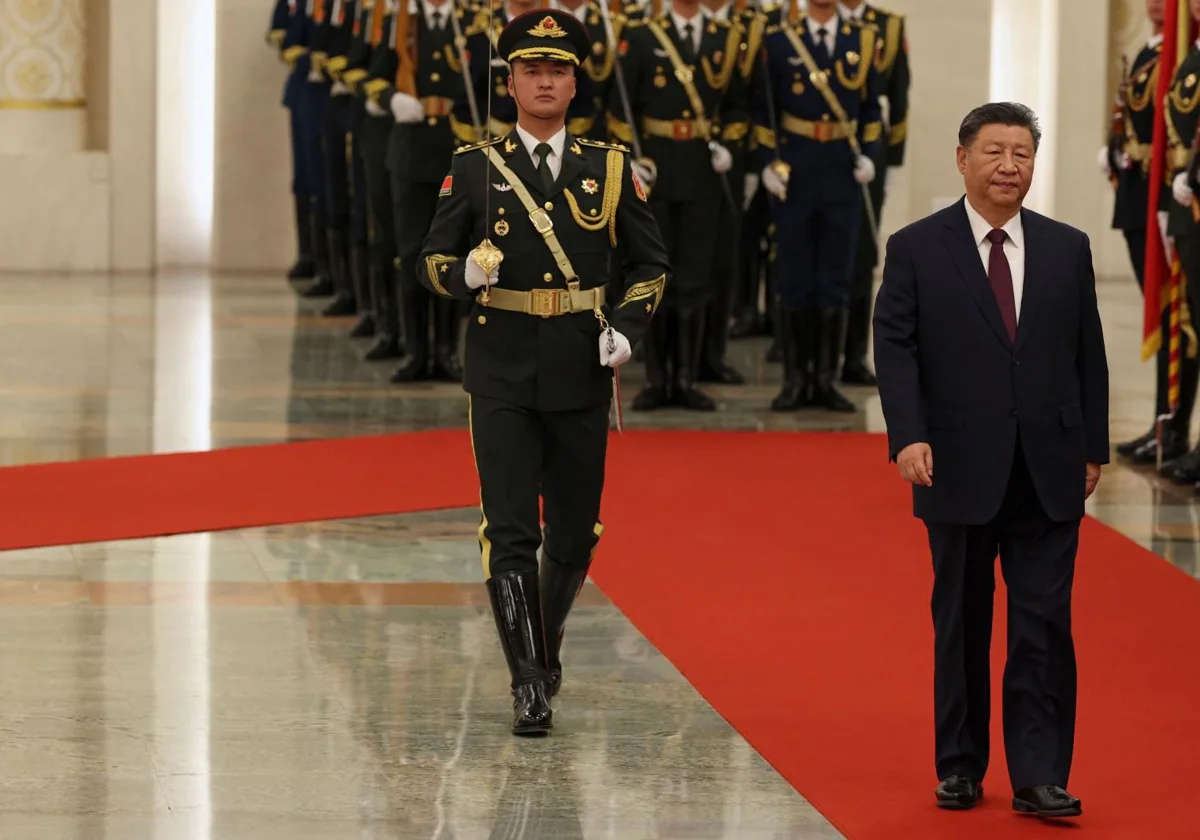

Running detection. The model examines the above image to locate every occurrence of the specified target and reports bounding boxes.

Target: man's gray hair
[958,102,1042,152]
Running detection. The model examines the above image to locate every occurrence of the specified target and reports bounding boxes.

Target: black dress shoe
[349,313,375,338]
[840,359,877,386]
[364,335,402,361]
[698,361,746,385]
[300,276,335,298]
[935,775,983,810]
[1116,425,1157,457]
[321,290,356,317]
[1165,446,1200,484]
[1129,426,1187,465]
[1012,785,1081,818]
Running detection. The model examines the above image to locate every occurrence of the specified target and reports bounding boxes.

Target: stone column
[0,0,87,153]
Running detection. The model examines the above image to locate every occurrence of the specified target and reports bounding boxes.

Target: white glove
[631,160,656,189]
[331,80,351,96]
[391,91,425,124]
[1097,145,1111,176]
[762,164,787,200]
[1118,151,1132,170]
[710,142,733,174]
[743,173,760,210]
[599,328,632,367]
[1158,209,1170,245]
[853,154,876,185]
[1173,171,1193,206]
[465,247,500,290]
[307,68,323,83]
[365,99,387,117]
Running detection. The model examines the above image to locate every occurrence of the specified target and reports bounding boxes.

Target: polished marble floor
[0,268,1191,837]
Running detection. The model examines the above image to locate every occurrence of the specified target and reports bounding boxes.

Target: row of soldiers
[1105,0,1200,492]
[267,0,909,411]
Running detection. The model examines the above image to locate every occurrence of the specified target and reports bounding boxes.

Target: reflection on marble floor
[0,268,1198,836]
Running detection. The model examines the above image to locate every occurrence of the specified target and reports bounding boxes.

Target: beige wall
[211,0,294,272]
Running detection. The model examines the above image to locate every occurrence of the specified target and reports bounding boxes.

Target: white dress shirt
[670,8,704,53]
[516,125,567,180]
[806,14,838,55]
[964,198,1025,323]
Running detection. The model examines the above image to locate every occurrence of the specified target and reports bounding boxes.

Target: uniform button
[432,50,442,60]
[478,315,487,325]
[431,72,441,82]
[427,117,436,126]
[544,201,553,210]
[543,273,553,283]
[497,207,505,215]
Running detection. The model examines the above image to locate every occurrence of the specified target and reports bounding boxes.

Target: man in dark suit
[873,102,1109,819]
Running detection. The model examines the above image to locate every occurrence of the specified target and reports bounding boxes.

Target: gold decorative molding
[0,0,86,104]
[0,96,83,108]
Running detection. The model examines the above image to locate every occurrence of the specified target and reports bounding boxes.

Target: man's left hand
[599,329,632,367]
[1085,462,1102,499]
[710,142,733,174]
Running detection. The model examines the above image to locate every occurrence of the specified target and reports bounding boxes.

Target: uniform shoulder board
[578,138,629,153]
[765,23,782,35]
[454,137,503,155]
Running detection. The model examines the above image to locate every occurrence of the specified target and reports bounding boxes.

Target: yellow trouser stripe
[467,395,493,578]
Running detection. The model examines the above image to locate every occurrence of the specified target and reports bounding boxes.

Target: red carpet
[2,430,1199,837]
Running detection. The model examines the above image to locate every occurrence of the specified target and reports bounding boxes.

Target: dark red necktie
[986,228,1017,341]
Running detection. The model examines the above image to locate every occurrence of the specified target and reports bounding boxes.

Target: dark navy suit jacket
[873,197,1110,524]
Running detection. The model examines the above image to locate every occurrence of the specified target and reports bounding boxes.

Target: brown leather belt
[482,286,607,318]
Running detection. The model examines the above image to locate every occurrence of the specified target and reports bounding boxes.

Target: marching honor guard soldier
[609,0,748,410]
[368,0,473,381]
[418,8,669,733]
[1157,11,1200,484]
[837,0,908,386]
[754,0,882,412]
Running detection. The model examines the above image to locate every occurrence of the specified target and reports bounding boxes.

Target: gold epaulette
[578,138,630,153]
[454,137,504,155]
[765,24,782,35]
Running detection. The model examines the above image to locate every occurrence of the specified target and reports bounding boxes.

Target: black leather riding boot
[364,257,402,360]
[301,205,335,297]
[486,571,553,736]
[390,283,431,382]
[632,310,670,410]
[841,295,877,385]
[770,308,809,411]
[540,558,589,698]
[287,195,315,280]
[675,307,716,411]
[322,229,357,315]
[814,308,856,412]
[348,242,375,337]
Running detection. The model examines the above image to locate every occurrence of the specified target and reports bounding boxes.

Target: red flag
[1142,0,1181,363]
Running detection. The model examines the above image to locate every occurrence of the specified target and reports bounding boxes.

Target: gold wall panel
[0,0,86,107]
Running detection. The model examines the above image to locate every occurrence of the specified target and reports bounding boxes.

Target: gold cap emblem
[529,15,567,37]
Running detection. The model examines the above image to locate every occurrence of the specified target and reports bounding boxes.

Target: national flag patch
[439,175,453,197]
[632,169,647,202]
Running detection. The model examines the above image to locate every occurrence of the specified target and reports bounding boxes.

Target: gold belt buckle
[672,120,694,141]
[530,207,554,234]
[530,288,565,317]
[813,121,835,142]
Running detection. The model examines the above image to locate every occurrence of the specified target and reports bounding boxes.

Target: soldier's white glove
[365,98,387,117]
[762,164,787,200]
[465,248,500,290]
[853,154,876,185]
[307,68,323,83]
[1173,171,1193,206]
[391,91,425,124]
[743,173,759,210]
[710,142,733,174]
[1097,145,1111,176]
[331,80,351,96]
[631,160,656,189]
[599,328,632,367]
[1158,210,1171,248]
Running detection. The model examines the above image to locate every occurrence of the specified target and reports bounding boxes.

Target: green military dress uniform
[1156,41,1200,484]
[419,8,670,736]
[840,1,908,385]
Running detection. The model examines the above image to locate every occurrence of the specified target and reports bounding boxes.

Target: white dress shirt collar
[670,7,705,50]
[963,197,1024,251]
[516,125,567,177]
[805,14,839,51]
[704,2,733,22]
[1148,33,1164,49]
